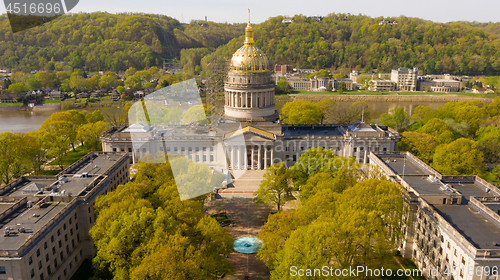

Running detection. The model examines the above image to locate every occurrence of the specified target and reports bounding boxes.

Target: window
[461,256,465,265]
[66,245,69,254]
[31,269,34,278]
[65,234,68,242]
[181,147,185,152]
[293,155,297,161]
[188,147,192,152]
[202,147,206,152]
[285,147,289,152]
[447,242,451,249]
[75,255,77,263]
[196,155,199,162]
[69,262,72,269]
[51,236,54,243]
[354,147,357,152]
[39,261,42,269]
[89,217,92,224]
[77,233,80,242]
[210,146,214,152]
[142,148,146,153]
[40,273,44,280]
[383,147,387,151]
[75,223,78,230]
[60,252,63,261]
[69,218,72,225]
[112,148,117,152]
[70,229,73,236]
[29,256,33,265]
[58,241,62,248]
[37,249,40,257]
[47,265,51,275]
[63,269,66,276]
[195,147,199,152]
[0,267,5,274]
[44,242,47,249]
[52,247,55,255]
[203,155,206,162]
[210,155,214,162]
[72,240,75,248]
[63,224,66,230]
[46,254,49,261]
[173,147,177,152]
[54,259,58,268]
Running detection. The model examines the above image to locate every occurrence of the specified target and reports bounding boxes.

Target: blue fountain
[233,237,262,253]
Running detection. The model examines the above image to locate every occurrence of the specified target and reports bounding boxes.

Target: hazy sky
[1,0,500,24]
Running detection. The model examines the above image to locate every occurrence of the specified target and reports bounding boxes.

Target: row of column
[225,91,274,108]
[227,145,273,170]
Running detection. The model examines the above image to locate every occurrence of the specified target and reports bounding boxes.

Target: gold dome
[228,9,270,73]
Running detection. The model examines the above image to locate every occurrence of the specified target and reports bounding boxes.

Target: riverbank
[290,94,496,103]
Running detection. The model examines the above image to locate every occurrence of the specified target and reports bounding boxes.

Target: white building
[371,151,500,280]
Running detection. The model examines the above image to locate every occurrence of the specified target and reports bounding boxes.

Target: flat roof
[434,204,500,249]
[0,153,125,251]
[374,153,500,250]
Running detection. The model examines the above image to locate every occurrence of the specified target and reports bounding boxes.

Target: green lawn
[35,169,61,176]
[43,99,61,104]
[290,90,497,98]
[0,102,22,106]
[48,145,91,166]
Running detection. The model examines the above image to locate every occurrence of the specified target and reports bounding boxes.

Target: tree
[34,71,57,88]
[417,118,455,144]
[379,107,410,131]
[432,138,484,175]
[325,82,333,92]
[86,75,100,90]
[0,133,33,184]
[116,86,125,95]
[8,83,28,94]
[90,160,234,279]
[337,81,347,93]
[401,131,438,164]
[281,99,322,124]
[86,110,105,123]
[124,74,142,90]
[25,78,42,91]
[124,67,137,78]
[288,147,340,188]
[98,72,119,90]
[276,77,292,94]
[69,72,87,92]
[411,105,432,122]
[256,211,308,270]
[476,126,500,163]
[77,121,108,151]
[39,112,78,169]
[317,99,335,124]
[254,162,292,212]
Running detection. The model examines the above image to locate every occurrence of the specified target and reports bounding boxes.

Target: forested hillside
[205,14,500,75]
[2,12,500,75]
[0,12,244,72]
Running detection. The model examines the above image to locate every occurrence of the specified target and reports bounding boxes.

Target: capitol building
[100,16,400,175]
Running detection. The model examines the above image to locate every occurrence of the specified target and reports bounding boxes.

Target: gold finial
[244,8,254,46]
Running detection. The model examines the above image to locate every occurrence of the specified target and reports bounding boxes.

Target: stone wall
[32,103,61,111]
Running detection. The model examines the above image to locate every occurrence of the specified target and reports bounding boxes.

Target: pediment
[224,126,276,141]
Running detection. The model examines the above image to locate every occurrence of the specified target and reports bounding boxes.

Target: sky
[1,0,500,24]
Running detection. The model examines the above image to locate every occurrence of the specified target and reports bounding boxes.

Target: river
[0,99,456,133]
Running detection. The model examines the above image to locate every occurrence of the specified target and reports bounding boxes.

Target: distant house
[0,93,19,103]
[90,92,101,98]
[28,100,36,108]
[134,91,144,99]
[282,18,294,24]
[77,92,89,99]
[111,91,120,101]
[50,91,64,100]
[473,87,494,94]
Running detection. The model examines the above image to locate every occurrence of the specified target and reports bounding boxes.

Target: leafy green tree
[86,75,100,90]
[98,72,119,90]
[39,112,78,169]
[276,77,292,94]
[379,107,411,131]
[417,118,456,144]
[411,105,432,122]
[401,131,438,164]
[432,138,484,175]
[476,126,500,163]
[8,83,28,94]
[254,162,292,212]
[281,99,322,124]
[77,121,108,151]
[116,86,125,95]
[69,72,87,92]
[124,67,137,78]
[0,133,33,184]
[337,81,347,93]
[256,211,308,270]
[25,78,42,91]
[289,147,340,188]
[90,159,234,279]
[34,71,57,88]
[124,74,142,90]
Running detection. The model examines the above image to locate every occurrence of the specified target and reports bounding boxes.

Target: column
[230,147,234,169]
[258,146,262,170]
[363,150,367,164]
[224,147,228,169]
[240,146,244,169]
[270,148,274,165]
[264,146,267,169]
[244,146,248,170]
[251,146,255,170]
